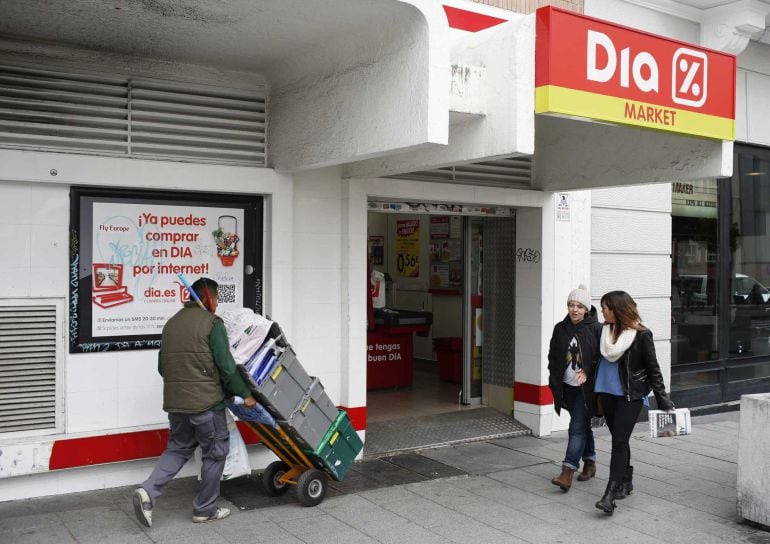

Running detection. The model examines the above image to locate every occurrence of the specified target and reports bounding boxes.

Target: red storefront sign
[366,331,413,389]
[535,6,735,140]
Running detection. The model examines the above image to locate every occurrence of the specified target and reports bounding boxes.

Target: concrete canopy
[0,0,449,171]
[533,114,732,191]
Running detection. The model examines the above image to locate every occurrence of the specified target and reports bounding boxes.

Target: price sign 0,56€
[395,219,420,278]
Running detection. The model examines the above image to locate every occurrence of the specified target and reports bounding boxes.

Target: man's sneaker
[132,487,153,528]
[192,507,231,523]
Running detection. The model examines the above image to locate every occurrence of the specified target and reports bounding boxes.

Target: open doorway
[365,205,526,455]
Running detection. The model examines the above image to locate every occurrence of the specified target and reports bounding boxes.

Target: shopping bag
[220,308,273,365]
[648,408,691,437]
[194,410,252,480]
[221,423,251,480]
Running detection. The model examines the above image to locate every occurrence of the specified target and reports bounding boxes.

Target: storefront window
[729,148,770,360]
[671,179,720,389]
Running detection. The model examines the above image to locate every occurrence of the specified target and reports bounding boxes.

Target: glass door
[463,218,483,404]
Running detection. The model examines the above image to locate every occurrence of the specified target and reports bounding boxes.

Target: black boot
[595,480,622,514]
[615,465,633,500]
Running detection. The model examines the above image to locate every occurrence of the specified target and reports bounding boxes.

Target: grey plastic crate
[282,377,339,450]
[249,347,313,420]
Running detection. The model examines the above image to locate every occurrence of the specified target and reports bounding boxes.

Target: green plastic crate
[306,410,363,481]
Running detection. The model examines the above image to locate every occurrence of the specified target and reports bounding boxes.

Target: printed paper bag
[648,408,691,437]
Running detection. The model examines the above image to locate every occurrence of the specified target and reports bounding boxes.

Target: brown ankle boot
[577,460,596,481]
[551,467,575,492]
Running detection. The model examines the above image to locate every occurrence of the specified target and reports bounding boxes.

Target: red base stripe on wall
[49,429,170,470]
[340,406,367,431]
[48,406,368,470]
[513,381,553,406]
[443,5,507,32]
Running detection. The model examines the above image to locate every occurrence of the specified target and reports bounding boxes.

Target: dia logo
[672,48,708,107]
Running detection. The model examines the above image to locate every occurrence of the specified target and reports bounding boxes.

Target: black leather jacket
[547,307,603,416]
[613,327,675,411]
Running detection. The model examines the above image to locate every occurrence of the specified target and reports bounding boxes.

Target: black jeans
[598,393,643,482]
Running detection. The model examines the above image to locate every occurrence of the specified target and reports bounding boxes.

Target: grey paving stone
[608,504,737,544]
[673,507,761,541]
[257,502,327,523]
[666,439,740,460]
[612,489,690,517]
[379,492,466,529]
[279,512,379,543]
[447,474,553,508]
[318,493,409,535]
[212,517,305,544]
[357,484,423,507]
[490,435,555,448]
[58,505,150,544]
[0,512,62,532]
[5,525,80,544]
[371,522,455,544]
[419,441,549,475]
[421,514,529,544]
[486,466,561,493]
[664,489,738,519]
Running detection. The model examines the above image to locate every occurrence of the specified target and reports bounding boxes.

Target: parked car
[732,273,770,304]
[674,273,769,306]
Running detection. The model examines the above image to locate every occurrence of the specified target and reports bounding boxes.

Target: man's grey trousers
[140,409,230,517]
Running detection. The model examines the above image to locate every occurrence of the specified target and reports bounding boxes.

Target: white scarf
[600,325,637,362]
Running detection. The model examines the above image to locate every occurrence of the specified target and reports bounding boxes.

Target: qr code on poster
[217,284,237,304]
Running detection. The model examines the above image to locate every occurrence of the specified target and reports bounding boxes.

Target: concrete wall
[737,393,770,526]
[268,1,450,171]
[737,42,770,146]
[590,184,673,386]
[0,149,293,498]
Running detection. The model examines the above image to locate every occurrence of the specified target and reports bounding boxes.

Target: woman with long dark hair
[594,291,675,515]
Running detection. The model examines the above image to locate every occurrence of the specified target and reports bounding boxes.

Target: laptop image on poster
[91,263,134,309]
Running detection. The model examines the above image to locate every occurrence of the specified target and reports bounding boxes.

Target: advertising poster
[91,202,244,337]
[395,219,420,278]
[70,189,262,352]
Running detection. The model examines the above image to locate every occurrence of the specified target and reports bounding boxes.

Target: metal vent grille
[0,305,57,433]
[0,65,266,166]
[0,65,129,153]
[129,80,266,164]
[386,156,533,188]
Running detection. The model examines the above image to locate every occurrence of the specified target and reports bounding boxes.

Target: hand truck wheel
[296,469,328,507]
[262,460,291,496]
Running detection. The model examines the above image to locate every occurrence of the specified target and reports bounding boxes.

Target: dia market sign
[535,7,735,141]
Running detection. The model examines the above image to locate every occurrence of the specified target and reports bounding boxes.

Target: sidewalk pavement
[2,410,769,544]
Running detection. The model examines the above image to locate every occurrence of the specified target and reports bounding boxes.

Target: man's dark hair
[191,277,218,303]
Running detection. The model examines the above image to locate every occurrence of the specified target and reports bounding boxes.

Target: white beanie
[567,284,592,310]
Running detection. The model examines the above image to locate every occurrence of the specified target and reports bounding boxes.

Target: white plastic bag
[370,269,386,309]
[222,422,251,480]
[194,410,251,480]
[220,308,273,365]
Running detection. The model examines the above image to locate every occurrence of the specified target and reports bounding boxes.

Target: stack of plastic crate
[236,323,362,473]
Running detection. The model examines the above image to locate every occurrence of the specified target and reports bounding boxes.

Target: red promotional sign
[535,6,735,140]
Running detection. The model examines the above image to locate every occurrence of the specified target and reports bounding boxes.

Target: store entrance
[365,205,523,456]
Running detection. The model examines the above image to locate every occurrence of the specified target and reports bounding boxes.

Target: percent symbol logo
[672,48,708,107]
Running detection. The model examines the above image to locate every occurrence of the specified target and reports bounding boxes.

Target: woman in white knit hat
[547,284,603,492]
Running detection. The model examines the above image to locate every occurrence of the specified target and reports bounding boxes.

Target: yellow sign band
[535,85,734,141]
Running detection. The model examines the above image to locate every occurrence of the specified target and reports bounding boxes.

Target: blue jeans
[562,384,596,470]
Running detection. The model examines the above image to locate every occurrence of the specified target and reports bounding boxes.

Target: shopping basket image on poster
[91,263,134,308]
[212,215,239,266]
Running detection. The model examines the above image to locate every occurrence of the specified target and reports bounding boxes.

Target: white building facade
[0,0,766,501]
